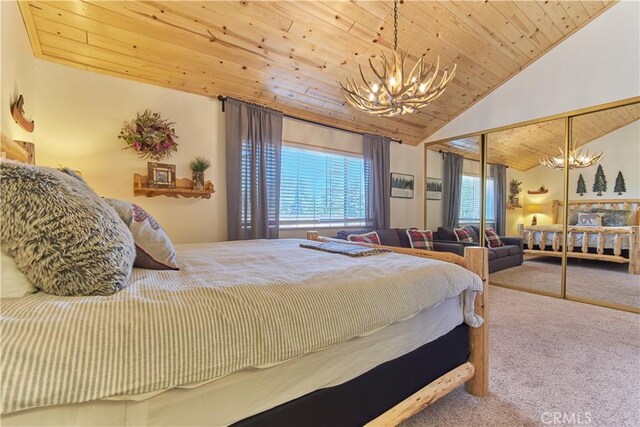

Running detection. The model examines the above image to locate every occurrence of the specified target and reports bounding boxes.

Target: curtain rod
[437,149,509,168]
[217,95,402,144]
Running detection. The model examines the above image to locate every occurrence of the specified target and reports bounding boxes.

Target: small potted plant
[189,156,211,190]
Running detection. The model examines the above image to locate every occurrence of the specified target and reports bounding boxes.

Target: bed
[0,134,489,426]
[517,199,640,275]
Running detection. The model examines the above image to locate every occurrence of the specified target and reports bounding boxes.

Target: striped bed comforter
[0,239,483,414]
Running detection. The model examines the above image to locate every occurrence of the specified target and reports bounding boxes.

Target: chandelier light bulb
[372,83,379,93]
[368,93,375,101]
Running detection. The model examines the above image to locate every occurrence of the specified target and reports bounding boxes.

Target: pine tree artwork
[576,174,586,196]
[614,171,626,195]
[592,165,607,196]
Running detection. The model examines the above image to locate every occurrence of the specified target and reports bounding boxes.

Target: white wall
[426,1,640,142]
[33,61,228,244]
[389,142,424,229]
[568,121,640,200]
[425,149,443,230]
[519,165,563,226]
[1,1,36,143]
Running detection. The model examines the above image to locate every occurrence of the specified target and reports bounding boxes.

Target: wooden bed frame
[306,232,489,426]
[516,199,640,275]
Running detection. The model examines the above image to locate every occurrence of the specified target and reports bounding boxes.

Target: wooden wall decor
[16,1,615,146]
[11,95,35,133]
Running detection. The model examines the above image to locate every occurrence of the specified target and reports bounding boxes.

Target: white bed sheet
[2,296,464,427]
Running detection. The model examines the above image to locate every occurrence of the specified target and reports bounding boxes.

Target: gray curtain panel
[443,153,463,227]
[226,98,283,240]
[363,133,391,230]
[492,163,507,236]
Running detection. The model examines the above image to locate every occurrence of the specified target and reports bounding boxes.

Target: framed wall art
[147,162,176,188]
[426,177,443,200]
[391,172,415,199]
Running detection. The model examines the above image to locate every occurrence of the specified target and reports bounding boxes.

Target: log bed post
[630,226,640,275]
[464,246,489,397]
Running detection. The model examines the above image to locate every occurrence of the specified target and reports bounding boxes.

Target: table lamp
[526,204,543,226]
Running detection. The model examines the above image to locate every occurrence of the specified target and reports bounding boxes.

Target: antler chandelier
[340,0,457,117]
[539,141,604,170]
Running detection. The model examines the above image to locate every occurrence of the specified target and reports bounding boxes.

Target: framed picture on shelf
[147,162,176,188]
[426,177,443,200]
[390,172,415,199]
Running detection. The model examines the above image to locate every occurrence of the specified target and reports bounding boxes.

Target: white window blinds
[459,174,495,223]
[279,144,366,228]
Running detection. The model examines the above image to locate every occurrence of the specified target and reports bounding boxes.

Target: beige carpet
[489,256,640,308]
[400,286,640,427]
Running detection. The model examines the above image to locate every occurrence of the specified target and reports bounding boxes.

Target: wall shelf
[527,189,548,195]
[133,173,215,199]
[506,204,523,210]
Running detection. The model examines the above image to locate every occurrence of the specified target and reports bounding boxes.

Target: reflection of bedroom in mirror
[488,119,566,298]
[424,99,640,313]
[565,103,640,311]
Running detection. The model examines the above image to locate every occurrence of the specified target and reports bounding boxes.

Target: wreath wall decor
[118,110,178,161]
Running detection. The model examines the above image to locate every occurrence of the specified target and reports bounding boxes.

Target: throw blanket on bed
[0,239,483,414]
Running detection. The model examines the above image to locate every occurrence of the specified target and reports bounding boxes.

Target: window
[279,144,366,228]
[459,174,495,223]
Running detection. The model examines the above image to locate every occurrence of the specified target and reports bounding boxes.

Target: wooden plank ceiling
[428,103,640,170]
[19,1,615,145]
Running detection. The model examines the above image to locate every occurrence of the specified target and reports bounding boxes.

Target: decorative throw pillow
[106,199,179,270]
[347,231,381,245]
[406,229,434,250]
[484,228,504,248]
[1,251,38,298]
[568,208,581,226]
[577,212,604,227]
[0,161,136,296]
[593,209,631,227]
[454,226,475,243]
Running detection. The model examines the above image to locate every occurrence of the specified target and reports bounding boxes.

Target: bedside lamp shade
[526,204,543,214]
[526,204,543,226]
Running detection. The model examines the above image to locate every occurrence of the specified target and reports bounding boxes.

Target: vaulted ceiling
[19,1,615,145]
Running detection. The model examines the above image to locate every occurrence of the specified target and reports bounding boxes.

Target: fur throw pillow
[0,161,136,296]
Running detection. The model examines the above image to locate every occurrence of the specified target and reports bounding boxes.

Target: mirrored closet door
[565,103,640,311]
[484,119,567,297]
[424,137,481,253]
[424,98,640,314]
